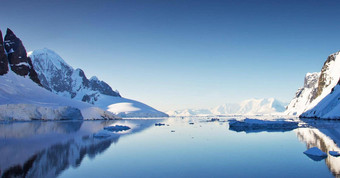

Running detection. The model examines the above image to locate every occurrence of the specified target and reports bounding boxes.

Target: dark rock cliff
[0,30,9,75]
[4,28,41,85]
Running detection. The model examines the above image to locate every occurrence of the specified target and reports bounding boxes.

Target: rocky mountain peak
[311,51,340,101]
[0,30,9,75]
[29,48,121,105]
[3,28,41,85]
[304,72,320,89]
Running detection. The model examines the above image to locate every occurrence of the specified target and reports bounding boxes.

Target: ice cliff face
[29,48,168,118]
[167,98,286,116]
[286,51,340,119]
[29,48,121,103]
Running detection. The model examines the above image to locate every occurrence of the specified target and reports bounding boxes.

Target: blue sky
[1,0,340,111]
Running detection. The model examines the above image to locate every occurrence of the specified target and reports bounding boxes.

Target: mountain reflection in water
[296,119,340,177]
[0,119,160,178]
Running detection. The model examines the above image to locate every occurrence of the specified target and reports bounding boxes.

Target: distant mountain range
[167,98,287,116]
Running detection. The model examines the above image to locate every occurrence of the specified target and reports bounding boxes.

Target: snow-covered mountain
[0,28,115,121]
[167,98,286,116]
[214,98,286,115]
[29,48,168,118]
[29,48,120,102]
[286,51,340,119]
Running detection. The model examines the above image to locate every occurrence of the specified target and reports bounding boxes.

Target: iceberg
[329,151,340,157]
[104,125,131,132]
[228,118,299,133]
[303,147,327,161]
[304,147,327,157]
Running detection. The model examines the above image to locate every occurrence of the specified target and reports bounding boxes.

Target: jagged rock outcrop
[312,53,338,101]
[285,72,320,115]
[4,28,41,85]
[0,30,9,75]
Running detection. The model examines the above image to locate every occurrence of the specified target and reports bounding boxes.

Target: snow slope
[0,70,116,120]
[167,98,286,116]
[301,84,340,119]
[287,51,340,119]
[29,48,168,118]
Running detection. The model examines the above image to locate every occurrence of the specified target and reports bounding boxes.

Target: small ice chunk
[304,147,327,157]
[104,125,130,132]
[329,151,340,157]
[211,118,219,122]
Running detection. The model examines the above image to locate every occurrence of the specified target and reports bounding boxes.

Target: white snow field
[0,70,116,120]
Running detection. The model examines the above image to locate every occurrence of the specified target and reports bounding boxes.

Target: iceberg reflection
[296,120,340,176]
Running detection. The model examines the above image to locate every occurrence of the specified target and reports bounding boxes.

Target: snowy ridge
[0,70,116,120]
[29,48,120,100]
[29,48,168,118]
[27,49,71,70]
[167,98,286,116]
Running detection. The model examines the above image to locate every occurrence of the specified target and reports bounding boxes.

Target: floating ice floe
[104,125,130,132]
[228,118,299,133]
[303,147,327,161]
[329,151,340,157]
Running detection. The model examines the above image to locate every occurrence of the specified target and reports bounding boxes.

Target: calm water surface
[1,117,339,178]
